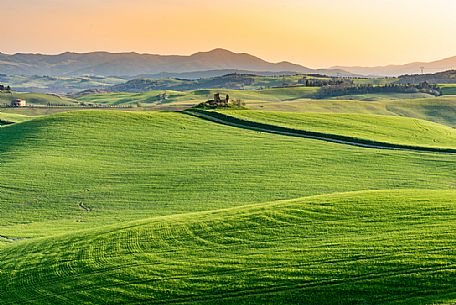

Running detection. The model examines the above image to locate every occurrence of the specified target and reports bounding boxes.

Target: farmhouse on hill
[206,93,229,106]
[10,99,27,107]
[197,92,245,108]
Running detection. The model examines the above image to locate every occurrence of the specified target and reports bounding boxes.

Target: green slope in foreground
[1,111,456,242]
[1,190,456,304]
[218,110,456,150]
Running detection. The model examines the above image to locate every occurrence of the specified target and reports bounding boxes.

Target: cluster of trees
[111,74,258,93]
[0,84,11,91]
[196,94,245,109]
[397,70,456,85]
[299,78,353,87]
[315,82,441,99]
[202,74,255,90]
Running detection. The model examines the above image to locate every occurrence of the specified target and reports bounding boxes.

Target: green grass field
[0,92,79,107]
[77,87,319,106]
[77,88,438,107]
[440,84,456,95]
[351,77,398,86]
[219,110,456,149]
[3,110,455,238]
[247,96,456,127]
[1,109,456,303]
[77,88,456,127]
[0,112,33,124]
[328,92,434,101]
[0,74,127,94]
[2,190,456,304]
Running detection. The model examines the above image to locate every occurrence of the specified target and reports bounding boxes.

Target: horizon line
[0,48,455,69]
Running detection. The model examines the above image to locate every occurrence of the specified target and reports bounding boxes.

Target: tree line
[0,84,11,91]
[314,82,441,99]
[298,77,354,87]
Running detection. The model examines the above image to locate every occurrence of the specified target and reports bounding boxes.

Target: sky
[2,0,456,68]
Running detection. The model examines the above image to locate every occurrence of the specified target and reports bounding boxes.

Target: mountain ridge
[0,48,353,77]
[333,55,456,77]
[4,48,456,77]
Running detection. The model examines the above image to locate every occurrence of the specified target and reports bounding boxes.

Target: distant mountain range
[2,48,456,78]
[0,48,354,77]
[333,56,456,77]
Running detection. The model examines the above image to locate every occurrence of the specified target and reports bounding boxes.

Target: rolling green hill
[0,91,79,106]
[396,70,456,85]
[77,87,438,108]
[1,110,456,303]
[77,89,456,128]
[328,92,434,101]
[1,190,456,304]
[217,110,456,149]
[109,74,313,92]
[248,96,456,127]
[77,87,319,106]
[1,111,456,238]
[440,84,456,95]
[0,74,126,94]
[0,112,33,124]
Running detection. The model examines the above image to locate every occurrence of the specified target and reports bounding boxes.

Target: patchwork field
[1,108,456,304]
[76,87,319,106]
[76,88,456,127]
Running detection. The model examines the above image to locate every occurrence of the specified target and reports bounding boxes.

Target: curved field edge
[1,190,456,304]
[3,110,456,240]
[0,112,33,125]
[218,110,456,150]
[246,97,456,127]
[186,109,456,153]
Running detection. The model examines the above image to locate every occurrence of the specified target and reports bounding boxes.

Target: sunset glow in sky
[2,0,456,67]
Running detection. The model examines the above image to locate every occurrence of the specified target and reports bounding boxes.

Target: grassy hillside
[0,91,78,106]
[1,111,456,241]
[0,74,126,94]
[219,110,456,149]
[0,112,33,124]
[396,70,456,86]
[78,89,456,127]
[77,88,436,107]
[77,87,319,106]
[440,84,456,95]
[1,190,456,304]
[328,92,434,101]
[109,74,314,92]
[352,77,397,85]
[248,96,456,127]
[1,110,456,303]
